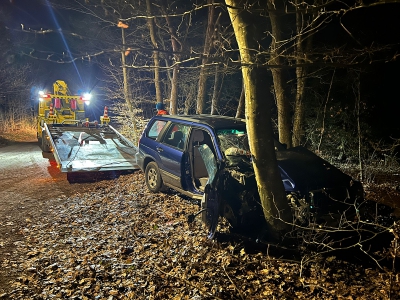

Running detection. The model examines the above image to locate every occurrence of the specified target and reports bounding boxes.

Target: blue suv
[136,115,364,237]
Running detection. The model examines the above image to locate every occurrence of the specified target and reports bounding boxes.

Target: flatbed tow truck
[37,80,139,175]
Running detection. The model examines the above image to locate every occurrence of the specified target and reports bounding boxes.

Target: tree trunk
[292,67,306,147]
[120,27,133,112]
[211,65,221,115]
[226,0,291,236]
[353,71,364,180]
[163,2,181,115]
[146,0,162,104]
[267,0,292,148]
[292,0,315,147]
[169,67,179,114]
[196,0,215,114]
[235,83,245,118]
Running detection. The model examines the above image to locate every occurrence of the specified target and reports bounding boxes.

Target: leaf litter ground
[1,172,399,299]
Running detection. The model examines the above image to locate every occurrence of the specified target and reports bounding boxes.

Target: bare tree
[291,0,320,147]
[196,0,217,114]
[0,18,33,131]
[160,0,192,115]
[146,0,163,105]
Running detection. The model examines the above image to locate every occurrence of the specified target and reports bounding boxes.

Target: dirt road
[0,140,95,293]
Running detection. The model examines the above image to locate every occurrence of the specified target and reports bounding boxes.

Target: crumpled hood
[276,146,353,193]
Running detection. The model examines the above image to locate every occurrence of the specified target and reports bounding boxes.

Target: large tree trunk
[196,0,215,114]
[146,0,162,104]
[226,0,291,236]
[267,0,292,148]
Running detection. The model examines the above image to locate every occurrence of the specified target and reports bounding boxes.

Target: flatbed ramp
[44,123,139,172]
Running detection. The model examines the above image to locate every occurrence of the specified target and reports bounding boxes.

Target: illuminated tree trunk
[267,0,292,148]
[226,0,291,236]
[292,0,306,147]
[292,0,315,147]
[120,26,133,112]
[196,0,215,114]
[292,68,307,147]
[235,84,245,118]
[169,67,179,115]
[146,0,162,104]
[163,4,181,115]
[211,65,221,115]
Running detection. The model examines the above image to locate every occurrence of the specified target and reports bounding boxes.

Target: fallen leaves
[0,172,399,299]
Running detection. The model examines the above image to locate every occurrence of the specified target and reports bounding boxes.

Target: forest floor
[0,129,400,299]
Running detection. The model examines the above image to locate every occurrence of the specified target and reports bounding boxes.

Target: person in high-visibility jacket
[156,102,169,115]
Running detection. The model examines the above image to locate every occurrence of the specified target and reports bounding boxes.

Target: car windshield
[217,128,251,167]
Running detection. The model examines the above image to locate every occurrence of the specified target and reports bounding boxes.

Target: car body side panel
[157,144,184,188]
[138,137,162,169]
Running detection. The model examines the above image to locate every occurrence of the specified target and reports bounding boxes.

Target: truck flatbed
[44,123,139,172]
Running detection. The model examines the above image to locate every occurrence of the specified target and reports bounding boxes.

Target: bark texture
[164,5,181,115]
[120,27,133,112]
[292,0,316,147]
[235,84,245,118]
[226,0,291,235]
[196,0,215,114]
[146,0,162,104]
[268,0,292,148]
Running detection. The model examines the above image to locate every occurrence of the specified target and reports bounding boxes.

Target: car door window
[189,129,217,191]
[148,120,167,140]
[197,144,217,184]
[162,123,189,150]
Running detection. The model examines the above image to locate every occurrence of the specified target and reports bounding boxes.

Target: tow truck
[37,80,138,174]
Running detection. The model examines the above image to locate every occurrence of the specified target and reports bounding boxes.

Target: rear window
[147,120,167,140]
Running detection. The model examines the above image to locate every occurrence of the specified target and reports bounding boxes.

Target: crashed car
[136,115,364,237]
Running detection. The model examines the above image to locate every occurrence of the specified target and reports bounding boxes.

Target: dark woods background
[1,0,400,162]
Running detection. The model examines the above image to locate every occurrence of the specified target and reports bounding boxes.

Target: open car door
[197,144,223,239]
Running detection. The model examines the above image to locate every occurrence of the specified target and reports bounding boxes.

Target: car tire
[145,162,164,193]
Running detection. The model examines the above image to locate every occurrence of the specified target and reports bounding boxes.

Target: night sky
[3,0,48,27]
[1,0,107,120]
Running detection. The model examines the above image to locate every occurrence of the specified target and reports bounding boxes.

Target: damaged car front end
[199,127,364,238]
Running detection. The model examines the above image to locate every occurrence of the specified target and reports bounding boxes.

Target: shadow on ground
[66,169,137,183]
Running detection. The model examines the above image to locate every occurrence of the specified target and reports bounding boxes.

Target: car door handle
[156,147,163,152]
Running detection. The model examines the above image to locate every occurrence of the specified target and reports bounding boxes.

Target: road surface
[0,140,96,293]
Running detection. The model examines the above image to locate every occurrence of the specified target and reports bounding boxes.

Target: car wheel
[145,162,164,193]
